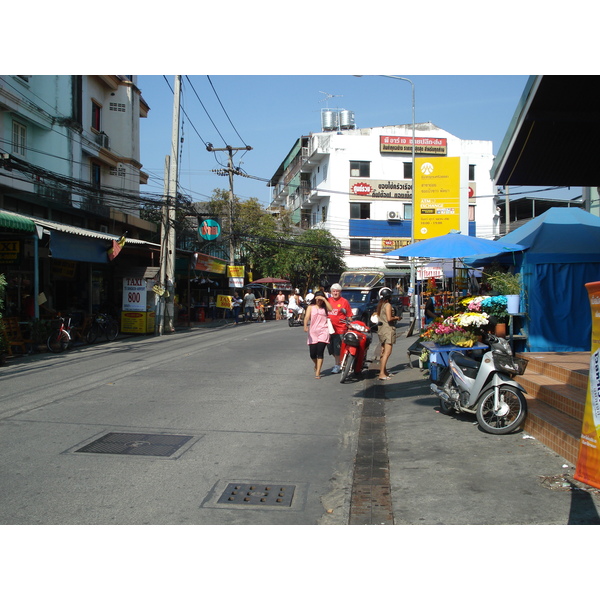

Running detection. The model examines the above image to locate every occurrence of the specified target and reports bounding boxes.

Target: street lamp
[355,75,418,325]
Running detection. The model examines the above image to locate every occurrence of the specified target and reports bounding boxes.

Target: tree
[277,229,346,292]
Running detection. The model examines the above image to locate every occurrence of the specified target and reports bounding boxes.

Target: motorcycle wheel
[340,354,355,383]
[288,317,293,327]
[436,371,455,415]
[476,385,527,435]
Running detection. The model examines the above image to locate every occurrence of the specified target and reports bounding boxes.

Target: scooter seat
[450,351,480,370]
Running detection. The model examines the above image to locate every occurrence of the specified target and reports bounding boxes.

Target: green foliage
[203,190,346,288]
[487,270,521,295]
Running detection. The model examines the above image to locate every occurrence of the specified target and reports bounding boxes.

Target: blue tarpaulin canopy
[465,207,600,352]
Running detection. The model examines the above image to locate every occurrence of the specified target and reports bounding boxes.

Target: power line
[206,75,249,148]
[183,76,228,147]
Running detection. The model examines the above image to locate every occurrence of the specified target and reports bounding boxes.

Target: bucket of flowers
[451,311,490,340]
[420,317,480,348]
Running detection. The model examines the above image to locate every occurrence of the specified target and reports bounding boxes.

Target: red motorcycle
[339,316,373,383]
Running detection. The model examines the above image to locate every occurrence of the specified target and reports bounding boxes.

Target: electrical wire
[206,75,249,148]
[183,76,228,147]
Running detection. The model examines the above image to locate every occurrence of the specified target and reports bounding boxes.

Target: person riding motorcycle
[288,289,304,323]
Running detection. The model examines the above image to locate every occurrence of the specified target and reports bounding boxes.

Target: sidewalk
[373,324,600,525]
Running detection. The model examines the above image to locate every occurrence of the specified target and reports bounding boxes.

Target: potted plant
[486,270,522,314]
[481,295,509,336]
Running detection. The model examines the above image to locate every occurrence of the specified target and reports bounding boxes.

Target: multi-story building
[0,75,158,320]
[268,116,497,275]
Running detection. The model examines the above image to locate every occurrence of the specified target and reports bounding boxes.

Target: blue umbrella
[385,231,527,259]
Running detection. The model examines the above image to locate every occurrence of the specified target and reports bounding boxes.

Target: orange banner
[574,281,600,488]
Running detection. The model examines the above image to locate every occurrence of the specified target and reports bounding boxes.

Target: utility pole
[157,75,181,335]
[207,145,252,269]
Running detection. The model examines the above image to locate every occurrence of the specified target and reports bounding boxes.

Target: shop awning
[0,209,36,233]
[491,75,600,186]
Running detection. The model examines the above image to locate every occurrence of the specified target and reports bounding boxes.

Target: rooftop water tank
[339,110,355,130]
[321,109,339,131]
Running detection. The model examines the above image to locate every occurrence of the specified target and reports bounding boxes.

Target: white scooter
[287,305,304,327]
[429,333,529,434]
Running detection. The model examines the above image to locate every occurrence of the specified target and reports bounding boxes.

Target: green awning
[0,210,36,233]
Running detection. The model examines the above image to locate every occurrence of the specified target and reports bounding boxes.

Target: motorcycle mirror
[340,308,346,315]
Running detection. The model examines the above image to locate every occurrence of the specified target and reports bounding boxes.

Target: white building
[268,117,498,272]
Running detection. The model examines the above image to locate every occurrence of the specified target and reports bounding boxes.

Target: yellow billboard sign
[227,265,245,278]
[216,294,232,309]
[574,281,600,489]
[414,157,460,240]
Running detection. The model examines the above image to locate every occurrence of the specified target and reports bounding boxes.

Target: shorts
[328,333,342,356]
[309,341,328,360]
[378,325,396,345]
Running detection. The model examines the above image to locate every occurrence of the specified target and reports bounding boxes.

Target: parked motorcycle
[339,315,373,383]
[429,333,529,434]
[287,306,304,327]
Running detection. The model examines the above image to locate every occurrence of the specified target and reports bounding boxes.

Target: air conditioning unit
[96,132,110,149]
[387,211,402,221]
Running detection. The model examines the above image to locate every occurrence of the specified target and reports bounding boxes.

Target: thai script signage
[192,252,227,275]
[574,281,600,489]
[414,157,460,240]
[381,238,411,251]
[350,179,412,201]
[380,136,447,155]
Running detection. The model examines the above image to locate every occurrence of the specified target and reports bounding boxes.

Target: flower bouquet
[480,295,508,323]
[459,296,487,313]
[420,317,479,347]
[451,311,490,337]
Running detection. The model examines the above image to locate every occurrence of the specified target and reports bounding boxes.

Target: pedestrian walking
[275,290,285,320]
[243,289,256,322]
[232,291,242,325]
[303,291,332,379]
[326,283,352,373]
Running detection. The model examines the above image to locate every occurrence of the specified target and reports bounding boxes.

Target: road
[3,317,600,596]
[0,320,361,525]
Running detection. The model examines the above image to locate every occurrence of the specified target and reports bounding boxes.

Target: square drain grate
[217,483,296,507]
[75,432,193,457]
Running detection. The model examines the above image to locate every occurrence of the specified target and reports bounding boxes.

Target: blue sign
[198,219,221,241]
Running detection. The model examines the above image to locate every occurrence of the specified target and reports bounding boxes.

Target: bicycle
[46,315,80,353]
[86,313,119,344]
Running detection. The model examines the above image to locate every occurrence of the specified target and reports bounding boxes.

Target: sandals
[378,376,391,381]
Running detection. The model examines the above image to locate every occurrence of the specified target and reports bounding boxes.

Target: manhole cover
[217,483,296,507]
[75,432,193,457]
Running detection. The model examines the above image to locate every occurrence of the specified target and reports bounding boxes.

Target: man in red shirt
[327,283,353,373]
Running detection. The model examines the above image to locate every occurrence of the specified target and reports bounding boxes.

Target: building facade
[0,75,159,322]
[268,119,498,273]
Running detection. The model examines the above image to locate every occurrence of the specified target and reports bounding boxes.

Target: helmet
[379,287,392,299]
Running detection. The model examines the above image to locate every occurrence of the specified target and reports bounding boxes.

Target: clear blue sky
[138,75,581,207]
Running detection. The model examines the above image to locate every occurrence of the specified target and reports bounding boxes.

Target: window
[403,162,413,179]
[403,203,412,220]
[350,239,370,255]
[91,101,101,131]
[350,203,371,219]
[12,121,26,157]
[350,161,370,177]
[321,206,327,223]
[469,205,475,221]
[469,164,476,181]
[91,163,102,188]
